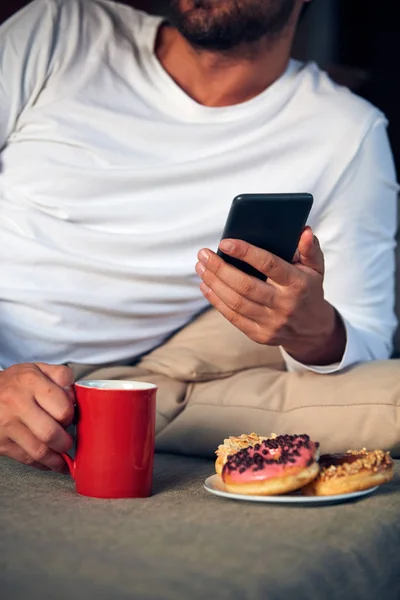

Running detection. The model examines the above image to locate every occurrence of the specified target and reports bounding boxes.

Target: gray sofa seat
[1,455,399,600]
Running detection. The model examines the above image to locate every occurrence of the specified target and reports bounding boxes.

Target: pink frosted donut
[221,434,320,496]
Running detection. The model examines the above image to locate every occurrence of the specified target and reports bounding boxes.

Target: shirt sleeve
[0,0,58,150]
[282,118,399,373]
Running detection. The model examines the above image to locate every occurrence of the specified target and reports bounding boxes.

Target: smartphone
[217,193,313,281]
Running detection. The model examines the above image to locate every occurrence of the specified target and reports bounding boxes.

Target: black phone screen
[217,193,313,281]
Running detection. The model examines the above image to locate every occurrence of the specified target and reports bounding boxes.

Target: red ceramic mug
[62,380,157,499]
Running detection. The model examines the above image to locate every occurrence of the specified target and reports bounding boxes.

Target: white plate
[204,474,379,506]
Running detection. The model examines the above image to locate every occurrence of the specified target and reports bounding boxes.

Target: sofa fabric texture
[1,455,399,600]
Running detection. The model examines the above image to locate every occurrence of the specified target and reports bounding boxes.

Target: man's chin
[166,0,297,52]
[166,0,242,51]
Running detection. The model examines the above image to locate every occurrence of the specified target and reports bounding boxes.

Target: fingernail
[198,249,210,264]
[200,282,211,295]
[64,385,76,403]
[196,261,206,276]
[219,240,235,253]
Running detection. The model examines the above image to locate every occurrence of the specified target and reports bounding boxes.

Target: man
[0,0,397,472]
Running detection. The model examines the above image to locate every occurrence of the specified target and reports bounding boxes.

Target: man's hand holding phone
[196,227,346,366]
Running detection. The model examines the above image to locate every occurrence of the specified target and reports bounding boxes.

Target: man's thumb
[297,227,324,274]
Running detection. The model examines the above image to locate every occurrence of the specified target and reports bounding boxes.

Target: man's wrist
[282,304,347,366]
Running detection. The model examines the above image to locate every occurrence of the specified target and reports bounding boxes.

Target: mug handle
[62,453,76,479]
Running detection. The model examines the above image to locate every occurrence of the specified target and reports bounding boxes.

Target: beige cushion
[78,305,400,458]
[142,309,400,458]
[156,360,400,458]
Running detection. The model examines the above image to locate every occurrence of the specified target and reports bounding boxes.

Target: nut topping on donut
[301,448,394,496]
[215,432,277,462]
[317,449,393,481]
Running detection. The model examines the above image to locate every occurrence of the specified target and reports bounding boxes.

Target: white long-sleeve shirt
[0,0,398,372]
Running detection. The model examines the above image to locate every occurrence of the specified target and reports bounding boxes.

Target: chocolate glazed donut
[302,449,394,496]
[221,434,320,496]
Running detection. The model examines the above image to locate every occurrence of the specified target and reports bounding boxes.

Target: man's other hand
[0,363,75,471]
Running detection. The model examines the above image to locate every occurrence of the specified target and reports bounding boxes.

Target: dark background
[1,0,399,176]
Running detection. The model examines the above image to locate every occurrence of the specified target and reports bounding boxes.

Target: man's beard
[165,0,297,52]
